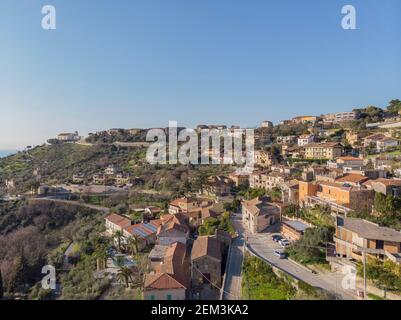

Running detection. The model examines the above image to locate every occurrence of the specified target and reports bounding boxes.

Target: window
[376,240,384,250]
[167,294,172,300]
[150,295,155,300]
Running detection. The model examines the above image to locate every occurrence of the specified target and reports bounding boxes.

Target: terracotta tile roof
[104,213,131,228]
[336,174,369,184]
[201,207,219,220]
[149,219,163,228]
[146,206,162,213]
[242,196,281,217]
[364,133,387,141]
[157,221,189,236]
[169,197,190,207]
[191,236,221,261]
[144,273,186,290]
[371,178,401,187]
[160,214,174,222]
[145,241,189,290]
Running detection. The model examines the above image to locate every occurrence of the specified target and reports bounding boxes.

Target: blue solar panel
[133,228,148,237]
[145,224,157,232]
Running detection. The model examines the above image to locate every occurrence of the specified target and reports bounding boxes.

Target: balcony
[334,236,386,255]
[304,195,351,214]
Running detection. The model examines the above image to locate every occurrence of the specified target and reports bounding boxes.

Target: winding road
[223,212,357,300]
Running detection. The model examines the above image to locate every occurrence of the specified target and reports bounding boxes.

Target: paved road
[222,217,244,300]
[232,213,357,300]
[246,232,356,300]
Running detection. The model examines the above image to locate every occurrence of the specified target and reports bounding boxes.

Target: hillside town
[2,100,401,300]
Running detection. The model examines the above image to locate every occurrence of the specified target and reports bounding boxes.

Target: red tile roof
[336,174,369,184]
[191,236,221,261]
[144,273,186,290]
[104,213,131,228]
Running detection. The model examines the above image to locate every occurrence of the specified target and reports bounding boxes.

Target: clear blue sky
[0,0,400,149]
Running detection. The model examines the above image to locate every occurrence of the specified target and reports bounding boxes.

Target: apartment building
[228,172,249,187]
[254,150,277,168]
[335,217,401,264]
[276,135,297,145]
[323,111,359,123]
[299,180,375,213]
[332,156,364,169]
[249,171,289,191]
[292,115,319,124]
[363,134,399,152]
[304,142,342,160]
[104,213,132,236]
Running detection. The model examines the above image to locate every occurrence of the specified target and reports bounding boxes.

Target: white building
[298,134,315,147]
[260,121,273,128]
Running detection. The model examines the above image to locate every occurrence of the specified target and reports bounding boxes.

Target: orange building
[299,181,374,213]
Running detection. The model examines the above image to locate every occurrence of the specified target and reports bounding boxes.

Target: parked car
[272,235,283,242]
[279,239,290,247]
[274,250,287,259]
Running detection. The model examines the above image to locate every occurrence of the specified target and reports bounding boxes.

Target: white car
[279,239,290,247]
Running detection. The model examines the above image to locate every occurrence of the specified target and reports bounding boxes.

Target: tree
[224,199,241,213]
[113,230,124,252]
[94,245,108,271]
[287,227,331,264]
[126,236,139,256]
[387,99,401,115]
[117,266,134,288]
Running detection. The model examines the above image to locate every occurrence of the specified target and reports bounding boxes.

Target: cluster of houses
[185,114,401,274]
[52,112,401,299]
[244,121,401,269]
[261,111,400,159]
[104,196,231,300]
[73,165,142,187]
